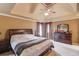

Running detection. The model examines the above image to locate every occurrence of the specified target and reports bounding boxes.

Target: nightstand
[0,40,9,53]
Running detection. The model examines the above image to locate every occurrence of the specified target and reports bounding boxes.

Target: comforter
[10,34,53,56]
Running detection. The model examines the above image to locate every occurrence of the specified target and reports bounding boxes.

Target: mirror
[57,24,69,32]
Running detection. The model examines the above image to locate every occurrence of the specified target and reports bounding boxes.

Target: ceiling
[0,3,79,22]
[0,3,15,14]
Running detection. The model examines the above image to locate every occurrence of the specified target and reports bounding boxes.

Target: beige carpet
[0,51,15,56]
[0,49,60,56]
[44,49,60,56]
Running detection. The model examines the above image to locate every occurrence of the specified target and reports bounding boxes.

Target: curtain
[36,22,52,39]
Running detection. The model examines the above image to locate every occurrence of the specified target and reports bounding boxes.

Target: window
[36,22,52,38]
[47,24,50,33]
[39,24,42,36]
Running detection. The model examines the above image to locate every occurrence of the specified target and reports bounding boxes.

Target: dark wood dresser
[53,32,72,44]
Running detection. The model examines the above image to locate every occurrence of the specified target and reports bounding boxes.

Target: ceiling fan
[38,3,56,20]
[40,3,56,17]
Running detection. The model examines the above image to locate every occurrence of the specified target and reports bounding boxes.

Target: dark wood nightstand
[0,40,10,53]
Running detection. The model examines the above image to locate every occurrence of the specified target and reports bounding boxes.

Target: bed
[5,29,53,56]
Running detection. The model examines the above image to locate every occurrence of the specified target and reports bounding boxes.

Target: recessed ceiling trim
[0,13,36,22]
[50,13,79,22]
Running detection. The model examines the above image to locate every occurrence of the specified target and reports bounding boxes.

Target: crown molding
[0,13,36,22]
[50,13,79,22]
[0,13,79,22]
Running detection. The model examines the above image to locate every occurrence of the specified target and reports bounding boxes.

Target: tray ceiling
[0,3,78,22]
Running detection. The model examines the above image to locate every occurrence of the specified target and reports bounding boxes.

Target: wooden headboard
[5,29,33,50]
[5,29,33,40]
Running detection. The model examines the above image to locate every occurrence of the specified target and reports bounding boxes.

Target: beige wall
[0,15,79,45]
[52,20,79,45]
[0,16,36,40]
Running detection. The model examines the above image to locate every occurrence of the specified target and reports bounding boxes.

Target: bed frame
[5,29,53,56]
[5,29,33,50]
